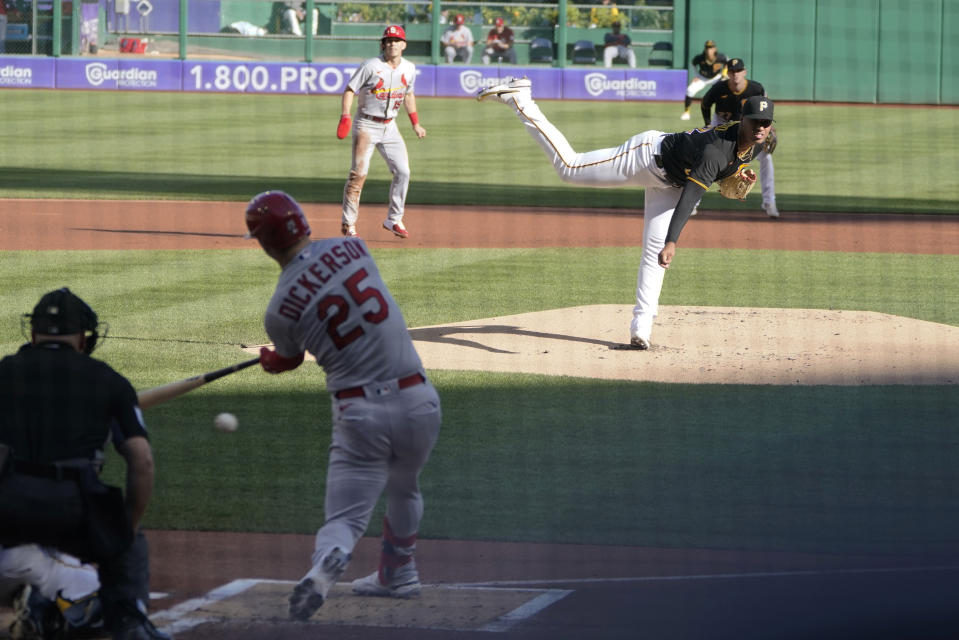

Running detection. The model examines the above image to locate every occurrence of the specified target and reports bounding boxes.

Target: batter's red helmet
[245,191,311,251]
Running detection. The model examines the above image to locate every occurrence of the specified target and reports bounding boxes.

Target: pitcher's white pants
[506,94,683,343]
[342,118,411,227]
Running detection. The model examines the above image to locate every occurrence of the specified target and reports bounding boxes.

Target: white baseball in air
[213,412,239,433]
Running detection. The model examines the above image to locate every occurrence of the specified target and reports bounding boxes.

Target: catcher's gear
[245,191,311,251]
[718,168,757,201]
[336,115,352,139]
[763,126,777,154]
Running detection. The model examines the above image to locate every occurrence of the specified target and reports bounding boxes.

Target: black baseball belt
[9,459,92,482]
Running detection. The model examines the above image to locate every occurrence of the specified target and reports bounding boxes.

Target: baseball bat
[137,357,260,409]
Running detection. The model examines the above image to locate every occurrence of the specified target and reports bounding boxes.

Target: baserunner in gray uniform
[244,191,442,621]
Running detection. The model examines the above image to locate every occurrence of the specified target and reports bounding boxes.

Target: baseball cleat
[289,548,350,621]
[383,219,409,239]
[680,111,691,121]
[352,562,421,599]
[112,615,171,640]
[763,201,780,219]
[629,336,650,350]
[341,223,357,237]
[477,77,532,103]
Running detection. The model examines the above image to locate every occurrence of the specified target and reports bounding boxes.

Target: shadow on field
[132,382,959,555]
[2,166,956,215]
[408,324,621,353]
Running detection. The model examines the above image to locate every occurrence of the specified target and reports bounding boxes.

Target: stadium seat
[648,40,673,66]
[529,37,554,63]
[571,39,597,65]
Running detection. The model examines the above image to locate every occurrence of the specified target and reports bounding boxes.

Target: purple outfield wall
[0,56,686,100]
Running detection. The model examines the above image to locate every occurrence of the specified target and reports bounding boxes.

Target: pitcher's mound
[406,305,958,386]
[244,305,958,386]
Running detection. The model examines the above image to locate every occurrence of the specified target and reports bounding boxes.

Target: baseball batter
[245,191,441,620]
[478,80,774,349]
[701,57,779,218]
[338,25,426,240]
[681,40,727,121]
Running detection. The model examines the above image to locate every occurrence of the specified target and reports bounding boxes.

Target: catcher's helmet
[244,191,311,251]
[26,287,105,354]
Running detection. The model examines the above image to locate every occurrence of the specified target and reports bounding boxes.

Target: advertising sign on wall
[0,56,686,101]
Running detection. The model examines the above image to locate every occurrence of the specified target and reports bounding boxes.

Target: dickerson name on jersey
[276,239,371,321]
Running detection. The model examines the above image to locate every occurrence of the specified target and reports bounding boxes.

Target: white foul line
[151,578,287,636]
[478,589,573,633]
[454,563,959,588]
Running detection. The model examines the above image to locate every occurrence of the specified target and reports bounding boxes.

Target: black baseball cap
[742,96,775,121]
[30,287,98,335]
[726,57,745,71]
[704,40,716,48]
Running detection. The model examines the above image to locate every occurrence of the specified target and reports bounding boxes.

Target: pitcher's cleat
[477,77,532,104]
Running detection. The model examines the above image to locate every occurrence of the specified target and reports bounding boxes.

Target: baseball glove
[763,126,777,154]
[718,168,757,201]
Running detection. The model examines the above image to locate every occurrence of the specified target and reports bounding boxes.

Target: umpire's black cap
[30,287,98,335]
[742,96,775,121]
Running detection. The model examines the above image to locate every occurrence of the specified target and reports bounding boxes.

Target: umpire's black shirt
[0,342,147,464]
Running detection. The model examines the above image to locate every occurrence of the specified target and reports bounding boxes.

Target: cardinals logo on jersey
[371,72,408,103]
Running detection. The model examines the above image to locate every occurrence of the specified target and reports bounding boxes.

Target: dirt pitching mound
[407,305,958,386]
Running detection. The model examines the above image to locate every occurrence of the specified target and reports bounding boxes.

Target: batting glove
[336,115,352,139]
[260,347,304,374]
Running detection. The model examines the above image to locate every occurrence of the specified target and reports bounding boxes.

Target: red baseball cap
[382,25,406,41]
[494,17,504,26]
[454,13,465,25]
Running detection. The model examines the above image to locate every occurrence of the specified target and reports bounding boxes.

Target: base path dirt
[2,199,958,639]
[0,200,957,254]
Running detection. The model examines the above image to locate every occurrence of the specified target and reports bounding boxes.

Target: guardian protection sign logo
[85,62,159,88]
[584,72,657,98]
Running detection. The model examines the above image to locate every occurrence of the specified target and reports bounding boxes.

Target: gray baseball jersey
[348,56,417,121]
[264,237,423,391]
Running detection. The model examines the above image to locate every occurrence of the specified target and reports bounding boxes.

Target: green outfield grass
[2,89,956,556]
[2,90,957,214]
[2,248,957,555]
